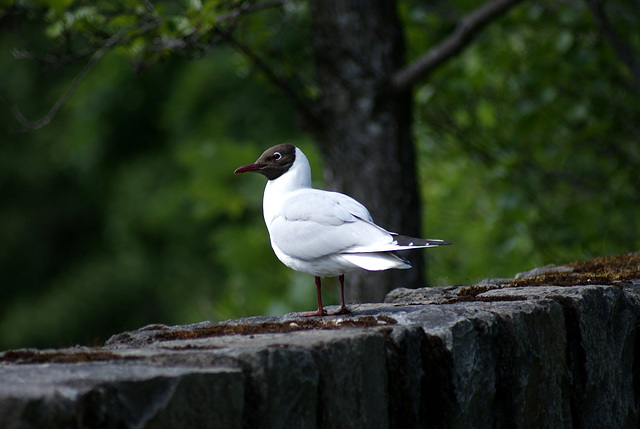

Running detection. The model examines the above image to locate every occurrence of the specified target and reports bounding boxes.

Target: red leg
[298,276,328,317]
[330,274,351,315]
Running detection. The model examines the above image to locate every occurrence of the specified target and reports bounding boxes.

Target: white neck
[263,147,312,225]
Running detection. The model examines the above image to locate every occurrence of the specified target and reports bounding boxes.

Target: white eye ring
[273,152,282,160]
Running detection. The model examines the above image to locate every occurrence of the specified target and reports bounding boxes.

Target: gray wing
[268,189,392,261]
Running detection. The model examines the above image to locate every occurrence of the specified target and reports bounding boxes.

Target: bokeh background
[1,0,638,349]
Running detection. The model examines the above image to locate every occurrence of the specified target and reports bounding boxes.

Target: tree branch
[388,0,526,94]
[4,22,149,132]
[223,33,320,127]
[7,50,103,132]
[4,0,285,131]
[584,0,640,92]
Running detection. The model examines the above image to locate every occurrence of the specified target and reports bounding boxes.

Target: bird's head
[234,143,297,180]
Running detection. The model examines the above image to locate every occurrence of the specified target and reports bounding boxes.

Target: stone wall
[1,266,639,428]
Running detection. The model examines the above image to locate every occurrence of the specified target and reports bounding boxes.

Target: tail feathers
[342,252,411,271]
[341,236,451,271]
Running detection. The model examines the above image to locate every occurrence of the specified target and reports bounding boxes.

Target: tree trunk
[308,0,424,303]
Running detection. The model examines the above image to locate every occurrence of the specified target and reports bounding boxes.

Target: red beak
[234,163,262,174]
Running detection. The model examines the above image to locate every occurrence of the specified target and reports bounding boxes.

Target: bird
[234,144,452,316]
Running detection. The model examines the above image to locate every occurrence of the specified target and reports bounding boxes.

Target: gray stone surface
[514,264,575,279]
[1,281,640,428]
[0,363,244,429]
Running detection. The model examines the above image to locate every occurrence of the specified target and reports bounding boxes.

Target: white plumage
[235,144,451,316]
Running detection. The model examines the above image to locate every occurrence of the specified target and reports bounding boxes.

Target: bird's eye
[272,152,282,160]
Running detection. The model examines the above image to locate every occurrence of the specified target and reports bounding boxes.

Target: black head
[234,144,297,180]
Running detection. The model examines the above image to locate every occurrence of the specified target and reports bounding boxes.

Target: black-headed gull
[235,144,452,316]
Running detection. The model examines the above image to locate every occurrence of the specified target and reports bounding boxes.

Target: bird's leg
[298,276,328,317]
[330,274,351,315]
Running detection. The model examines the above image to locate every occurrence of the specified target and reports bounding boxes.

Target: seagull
[234,144,452,316]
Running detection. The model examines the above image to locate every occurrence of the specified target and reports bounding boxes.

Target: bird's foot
[297,309,328,317]
[329,306,351,316]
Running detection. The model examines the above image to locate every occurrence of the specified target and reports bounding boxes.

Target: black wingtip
[394,235,453,247]
[436,240,454,246]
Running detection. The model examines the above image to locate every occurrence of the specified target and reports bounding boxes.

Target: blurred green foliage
[408,1,640,284]
[1,0,639,349]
